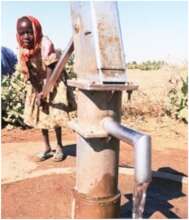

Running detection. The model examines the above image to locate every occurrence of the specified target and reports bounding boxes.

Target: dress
[23,36,69,129]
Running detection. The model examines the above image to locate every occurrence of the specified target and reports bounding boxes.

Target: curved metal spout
[102,117,151,184]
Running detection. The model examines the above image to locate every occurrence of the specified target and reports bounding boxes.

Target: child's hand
[36,92,44,106]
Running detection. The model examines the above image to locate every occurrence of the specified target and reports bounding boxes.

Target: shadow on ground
[120,167,187,218]
[63,144,76,157]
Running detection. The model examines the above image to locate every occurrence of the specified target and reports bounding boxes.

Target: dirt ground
[1,67,188,218]
[2,116,188,219]
[1,116,188,176]
[2,173,188,219]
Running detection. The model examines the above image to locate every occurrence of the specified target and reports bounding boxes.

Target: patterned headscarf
[16,16,43,79]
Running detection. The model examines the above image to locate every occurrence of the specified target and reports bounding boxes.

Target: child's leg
[35,129,52,161]
[41,129,51,152]
[54,126,63,153]
[53,126,65,161]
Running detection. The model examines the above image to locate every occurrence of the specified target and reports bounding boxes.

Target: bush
[2,70,26,128]
[56,49,76,79]
[127,60,165,71]
[166,76,188,123]
[65,54,76,79]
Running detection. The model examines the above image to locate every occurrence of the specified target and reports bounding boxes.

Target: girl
[16,16,69,161]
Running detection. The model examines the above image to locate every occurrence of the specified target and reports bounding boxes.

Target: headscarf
[16,16,43,79]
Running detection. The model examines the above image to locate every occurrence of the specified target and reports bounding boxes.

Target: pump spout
[102,117,151,184]
[102,117,151,218]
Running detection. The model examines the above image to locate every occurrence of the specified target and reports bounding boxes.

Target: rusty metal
[70,90,122,218]
[68,119,108,138]
[71,1,127,83]
[72,189,121,219]
[73,90,122,209]
[69,2,127,218]
[69,1,151,219]
[42,38,74,98]
[72,90,121,136]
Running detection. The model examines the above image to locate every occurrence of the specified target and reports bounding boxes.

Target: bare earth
[1,67,188,218]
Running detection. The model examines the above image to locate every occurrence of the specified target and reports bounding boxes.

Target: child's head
[17,17,34,49]
[16,16,42,50]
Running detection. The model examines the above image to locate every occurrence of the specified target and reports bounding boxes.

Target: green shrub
[2,70,26,128]
[1,54,76,128]
[56,49,76,79]
[65,54,76,79]
[166,76,188,123]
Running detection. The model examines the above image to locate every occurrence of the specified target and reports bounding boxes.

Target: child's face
[17,18,34,49]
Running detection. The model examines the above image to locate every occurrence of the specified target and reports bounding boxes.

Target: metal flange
[68,119,108,138]
[72,189,121,218]
[67,79,138,91]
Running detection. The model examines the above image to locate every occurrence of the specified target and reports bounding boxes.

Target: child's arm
[36,62,57,106]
